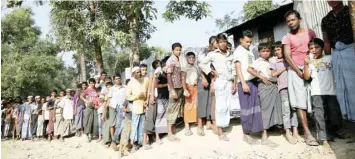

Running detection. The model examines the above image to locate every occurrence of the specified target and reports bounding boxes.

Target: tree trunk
[79,50,87,82]
[129,16,140,68]
[93,38,104,74]
[89,1,104,74]
[349,1,355,42]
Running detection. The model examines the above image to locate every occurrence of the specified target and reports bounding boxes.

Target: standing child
[247,43,283,148]
[234,30,263,145]
[41,97,49,140]
[35,96,44,140]
[4,102,13,140]
[182,52,199,136]
[97,95,104,142]
[81,78,99,142]
[12,97,22,140]
[166,43,184,142]
[270,41,299,144]
[200,33,233,141]
[303,38,343,153]
[118,79,132,157]
[21,96,33,141]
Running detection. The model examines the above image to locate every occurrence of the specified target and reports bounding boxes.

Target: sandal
[243,135,259,145]
[293,135,304,143]
[305,135,319,146]
[219,134,229,141]
[156,139,163,145]
[143,144,152,150]
[261,139,279,148]
[197,128,205,136]
[185,129,193,136]
[167,135,180,142]
[285,133,297,145]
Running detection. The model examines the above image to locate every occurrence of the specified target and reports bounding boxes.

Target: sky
[2,0,289,67]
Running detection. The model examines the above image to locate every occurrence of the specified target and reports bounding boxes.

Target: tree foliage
[1,8,74,97]
[163,1,210,22]
[243,0,277,21]
[215,11,242,31]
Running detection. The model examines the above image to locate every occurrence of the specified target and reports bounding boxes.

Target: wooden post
[349,1,355,41]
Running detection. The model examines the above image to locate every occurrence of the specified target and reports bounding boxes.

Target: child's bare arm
[271,67,286,77]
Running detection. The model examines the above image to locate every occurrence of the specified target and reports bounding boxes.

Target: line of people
[1,3,354,157]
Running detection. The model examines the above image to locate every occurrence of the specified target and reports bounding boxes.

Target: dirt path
[2,120,355,159]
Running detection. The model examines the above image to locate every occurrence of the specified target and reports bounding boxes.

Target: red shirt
[83,88,99,109]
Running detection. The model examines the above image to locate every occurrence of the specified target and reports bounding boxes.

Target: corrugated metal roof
[224,3,293,36]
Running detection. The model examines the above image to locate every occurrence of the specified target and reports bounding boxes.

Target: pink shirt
[166,55,183,89]
[282,29,316,66]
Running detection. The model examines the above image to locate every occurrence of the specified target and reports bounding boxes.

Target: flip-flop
[197,128,205,136]
[305,136,319,146]
[156,139,163,145]
[261,139,279,148]
[219,135,229,141]
[286,134,297,145]
[143,144,152,150]
[243,135,259,145]
[167,135,180,142]
[184,129,193,136]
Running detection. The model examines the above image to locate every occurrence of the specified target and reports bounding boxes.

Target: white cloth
[58,96,74,120]
[108,85,126,109]
[42,103,50,120]
[308,55,336,96]
[233,45,255,82]
[182,64,199,85]
[198,51,213,75]
[251,58,273,79]
[199,49,231,77]
[213,76,230,128]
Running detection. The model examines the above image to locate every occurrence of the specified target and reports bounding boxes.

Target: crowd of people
[1,1,354,157]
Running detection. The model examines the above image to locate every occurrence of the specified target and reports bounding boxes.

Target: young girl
[304,38,343,154]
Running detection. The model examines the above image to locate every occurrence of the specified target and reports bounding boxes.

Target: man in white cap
[21,96,33,141]
[126,66,149,151]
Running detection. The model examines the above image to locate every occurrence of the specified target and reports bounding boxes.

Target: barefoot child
[247,43,283,148]
[303,38,343,153]
[166,43,184,142]
[182,52,199,136]
[234,30,263,145]
[4,102,13,139]
[81,78,99,142]
[270,41,299,144]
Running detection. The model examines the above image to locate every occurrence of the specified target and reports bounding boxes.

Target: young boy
[304,38,343,154]
[97,92,104,143]
[3,102,13,140]
[247,43,283,148]
[81,78,99,142]
[234,30,263,145]
[182,52,199,136]
[270,41,299,144]
[200,33,233,141]
[166,43,184,142]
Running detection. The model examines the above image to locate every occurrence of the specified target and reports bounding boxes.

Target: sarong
[210,94,216,120]
[47,110,54,135]
[227,81,241,118]
[288,67,310,111]
[238,80,263,133]
[197,78,211,119]
[15,118,22,136]
[155,99,169,133]
[258,83,283,129]
[83,108,98,136]
[103,107,118,144]
[280,89,298,129]
[130,113,145,145]
[213,76,230,128]
[36,115,44,137]
[21,114,32,139]
[30,114,38,136]
[144,103,157,134]
[75,104,85,130]
[184,85,198,123]
[54,116,63,136]
[60,119,75,137]
[332,42,355,121]
[167,88,184,125]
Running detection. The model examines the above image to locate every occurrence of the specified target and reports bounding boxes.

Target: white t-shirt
[182,64,199,85]
[308,55,336,96]
[42,103,50,120]
[233,45,255,82]
[199,49,231,78]
[251,58,272,79]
